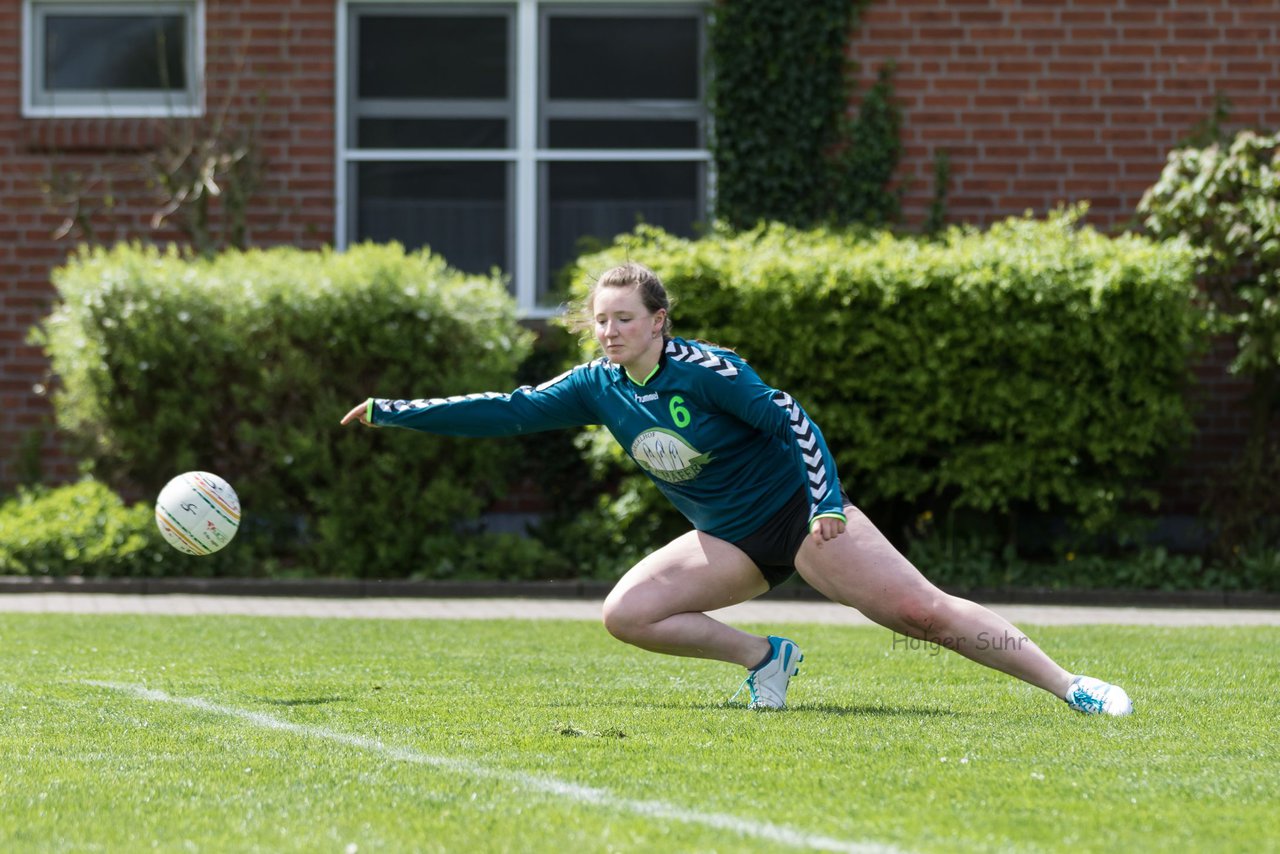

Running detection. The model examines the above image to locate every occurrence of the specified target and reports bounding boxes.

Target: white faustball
[155,471,241,555]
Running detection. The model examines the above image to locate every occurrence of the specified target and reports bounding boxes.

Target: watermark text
[890,631,1029,656]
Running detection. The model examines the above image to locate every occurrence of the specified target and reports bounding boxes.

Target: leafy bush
[0,480,198,577]
[409,532,573,582]
[1139,130,1280,384]
[1230,540,1280,591]
[560,210,1204,566]
[1139,130,1280,554]
[35,242,534,576]
[906,535,1278,593]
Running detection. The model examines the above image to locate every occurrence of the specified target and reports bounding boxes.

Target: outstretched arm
[338,362,601,437]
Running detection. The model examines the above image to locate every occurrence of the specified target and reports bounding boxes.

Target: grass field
[1,613,1277,853]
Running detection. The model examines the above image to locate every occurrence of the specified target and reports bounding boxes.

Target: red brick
[1047,94,1099,108]
[1222,27,1273,42]
[985,77,1034,91]
[947,196,1001,211]
[1222,61,1278,76]
[1068,27,1120,40]
[968,26,1018,39]
[1098,60,1151,76]
[1120,26,1169,40]
[959,179,1012,194]
[1061,177,1116,194]
[981,44,1036,59]
[1071,161,1122,176]
[1008,26,1059,42]
[1159,43,1210,59]
[1008,11,1058,26]
[934,77,981,93]
[1064,43,1106,58]
[1239,10,1280,25]
[918,26,967,40]
[919,127,971,143]
[1164,10,1213,26]
[1038,76,1086,90]
[861,7,906,26]
[974,94,1023,108]
[908,9,956,24]
[1107,43,1158,58]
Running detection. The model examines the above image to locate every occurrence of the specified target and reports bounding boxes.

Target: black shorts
[731,486,854,589]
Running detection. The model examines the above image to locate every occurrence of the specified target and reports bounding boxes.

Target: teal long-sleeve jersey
[369,337,847,543]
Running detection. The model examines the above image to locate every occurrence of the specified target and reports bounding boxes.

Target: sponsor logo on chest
[630,428,712,483]
[634,392,659,403]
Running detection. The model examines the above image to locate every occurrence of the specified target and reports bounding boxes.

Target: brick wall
[850,0,1280,228]
[0,0,336,487]
[3,0,1279,506]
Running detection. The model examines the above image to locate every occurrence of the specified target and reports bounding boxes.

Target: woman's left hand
[340,399,374,427]
[810,516,846,544]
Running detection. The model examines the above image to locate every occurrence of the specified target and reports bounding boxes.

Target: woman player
[341,262,1133,716]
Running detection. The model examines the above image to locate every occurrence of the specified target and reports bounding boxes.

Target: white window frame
[22,0,205,118]
[336,0,710,318]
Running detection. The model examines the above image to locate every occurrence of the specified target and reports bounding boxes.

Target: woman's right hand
[340,399,374,427]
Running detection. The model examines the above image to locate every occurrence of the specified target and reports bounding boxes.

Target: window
[23,1,203,117]
[341,2,708,315]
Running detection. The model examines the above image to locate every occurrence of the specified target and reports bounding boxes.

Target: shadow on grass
[780,702,961,717]
[254,696,347,707]
[552,699,961,717]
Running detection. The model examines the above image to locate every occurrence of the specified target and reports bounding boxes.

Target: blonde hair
[564,262,674,339]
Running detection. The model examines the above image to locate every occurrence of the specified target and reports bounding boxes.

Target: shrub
[0,480,193,577]
[35,242,534,576]
[1139,131,1280,386]
[560,211,1204,564]
[1139,129,1280,555]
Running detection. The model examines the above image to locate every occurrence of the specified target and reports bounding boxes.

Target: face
[592,286,666,369]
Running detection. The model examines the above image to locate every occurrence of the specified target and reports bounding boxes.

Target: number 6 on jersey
[669,395,691,428]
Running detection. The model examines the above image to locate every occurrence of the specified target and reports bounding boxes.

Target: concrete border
[3,592,1280,626]
[1,575,1279,609]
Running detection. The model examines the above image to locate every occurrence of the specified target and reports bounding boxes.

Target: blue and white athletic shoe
[732,635,803,710]
[1064,675,1133,716]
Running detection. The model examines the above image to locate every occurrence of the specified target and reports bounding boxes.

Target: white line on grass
[84,680,906,854]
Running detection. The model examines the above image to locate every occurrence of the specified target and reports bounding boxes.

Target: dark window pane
[546,161,701,289]
[355,162,508,276]
[359,16,507,99]
[358,118,507,149]
[45,15,185,91]
[548,119,698,149]
[548,16,698,100]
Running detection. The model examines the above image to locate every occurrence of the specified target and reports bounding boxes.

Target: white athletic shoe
[732,635,803,710]
[1064,675,1133,716]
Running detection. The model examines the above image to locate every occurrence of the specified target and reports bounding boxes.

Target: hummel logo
[635,392,659,403]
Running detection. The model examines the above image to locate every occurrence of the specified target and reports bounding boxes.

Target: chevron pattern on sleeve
[534,358,609,392]
[665,339,739,378]
[377,392,507,413]
[771,391,830,506]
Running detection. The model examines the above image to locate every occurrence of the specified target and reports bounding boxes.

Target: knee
[894,591,955,637]
[601,591,649,643]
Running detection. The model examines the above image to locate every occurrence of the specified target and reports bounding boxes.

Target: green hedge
[6,478,1273,589]
[0,480,181,577]
[25,217,1208,583]
[901,516,1280,592]
[561,210,1204,555]
[35,242,533,576]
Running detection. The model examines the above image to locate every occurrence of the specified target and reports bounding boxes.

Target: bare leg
[602,530,773,668]
[796,505,1074,697]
